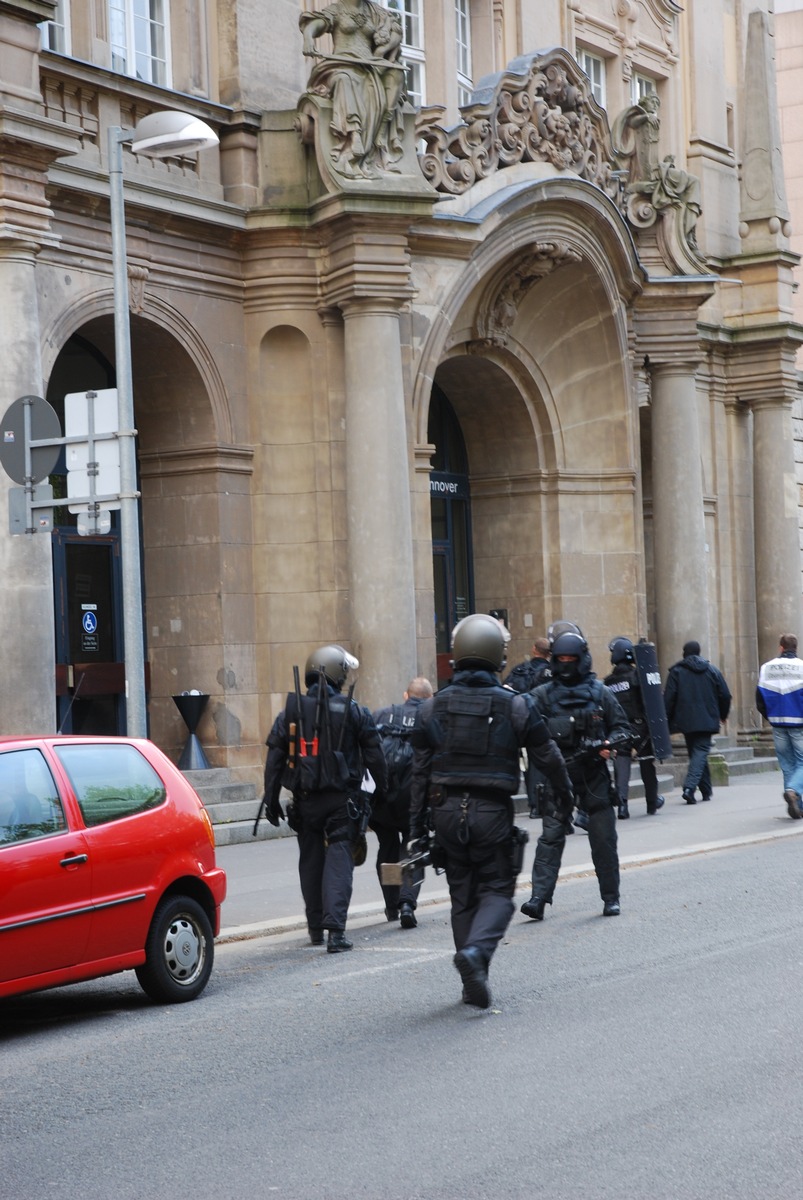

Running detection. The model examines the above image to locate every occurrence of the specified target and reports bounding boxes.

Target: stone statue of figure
[612,91,702,244]
[300,0,407,178]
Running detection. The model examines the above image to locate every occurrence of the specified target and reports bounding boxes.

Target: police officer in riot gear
[409,614,572,1008]
[604,637,665,818]
[521,629,632,920]
[261,645,387,953]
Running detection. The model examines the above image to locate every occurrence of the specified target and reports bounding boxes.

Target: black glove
[265,796,284,827]
[406,834,428,857]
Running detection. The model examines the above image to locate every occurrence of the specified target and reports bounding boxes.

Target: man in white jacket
[756,634,803,820]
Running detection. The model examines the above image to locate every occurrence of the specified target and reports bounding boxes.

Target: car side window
[0,748,67,845]
[54,743,167,828]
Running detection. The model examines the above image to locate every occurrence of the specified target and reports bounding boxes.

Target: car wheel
[135,895,214,1003]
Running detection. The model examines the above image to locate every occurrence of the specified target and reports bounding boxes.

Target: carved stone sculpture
[298,0,407,179]
[476,243,583,346]
[611,92,702,246]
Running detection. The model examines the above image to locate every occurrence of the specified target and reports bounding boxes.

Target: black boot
[617,801,630,820]
[682,788,696,805]
[309,927,324,946]
[521,896,547,920]
[327,930,353,954]
[453,946,490,1009]
[399,902,417,929]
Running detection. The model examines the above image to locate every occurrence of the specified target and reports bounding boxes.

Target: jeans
[683,732,713,796]
[771,726,803,796]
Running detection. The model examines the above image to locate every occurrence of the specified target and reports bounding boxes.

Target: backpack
[376,704,415,818]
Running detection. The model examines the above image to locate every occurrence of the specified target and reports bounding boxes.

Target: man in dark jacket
[502,637,551,692]
[371,676,434,928]
[503,636,551,817]
[663,640,731,804]
[409,614,572,1009]
[261,645,388,953]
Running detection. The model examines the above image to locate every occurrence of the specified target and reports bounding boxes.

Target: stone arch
[413,171,647,654]
[41,290,234,446]
[413,173,643,446]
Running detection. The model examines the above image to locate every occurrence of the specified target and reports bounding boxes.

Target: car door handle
[60,853,88,867]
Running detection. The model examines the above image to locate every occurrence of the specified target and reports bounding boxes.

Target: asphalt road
[3,829,803,1200]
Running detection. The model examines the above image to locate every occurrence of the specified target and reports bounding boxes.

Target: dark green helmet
[304,644,359,688]
[452,614,509,672]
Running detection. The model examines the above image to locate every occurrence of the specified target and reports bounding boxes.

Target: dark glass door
[428,386,474,687]
[53,532,125,734]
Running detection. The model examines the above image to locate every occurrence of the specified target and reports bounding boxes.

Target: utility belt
[432,784,512,805]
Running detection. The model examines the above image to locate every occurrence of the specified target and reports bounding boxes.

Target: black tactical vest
[428,683,520,793]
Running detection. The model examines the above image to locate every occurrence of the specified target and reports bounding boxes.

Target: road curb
[216,820,803,946]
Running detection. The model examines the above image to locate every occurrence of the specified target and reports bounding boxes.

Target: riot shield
[633,641,673,761]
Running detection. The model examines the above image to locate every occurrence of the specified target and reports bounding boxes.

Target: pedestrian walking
[371,676,434,928]
[604,637,665,818]
[756,634,803,819]
[259,645,387,953]
[408,614,572,1008]
[521,628,633,921]
[503,636,551,817]
[663,640,731,804]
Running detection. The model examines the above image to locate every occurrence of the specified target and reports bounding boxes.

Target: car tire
[135,895,214,1003]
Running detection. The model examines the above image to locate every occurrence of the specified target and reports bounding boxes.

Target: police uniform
[370,693,427,926]
[262,649,387,953]
[409,615,572,1008]
[604,640,663,817]
[523,631,632,919]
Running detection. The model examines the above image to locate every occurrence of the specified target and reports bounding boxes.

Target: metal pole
[108,126,147,737]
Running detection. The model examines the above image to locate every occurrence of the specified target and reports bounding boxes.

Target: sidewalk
[215,767,803,944]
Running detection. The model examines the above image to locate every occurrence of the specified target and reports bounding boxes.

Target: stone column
[650,361,710,671]
[0,2,81,733]
[0,238,57,733]
[752,396,802,659]
[341,298,417,709]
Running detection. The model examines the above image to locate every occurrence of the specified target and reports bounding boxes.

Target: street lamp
[108,111,218,737]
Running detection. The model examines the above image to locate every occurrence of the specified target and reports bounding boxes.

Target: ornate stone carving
[611,92,702,250]
[415,49,621,202]
[475,243,583,346]
[297,0,406,180]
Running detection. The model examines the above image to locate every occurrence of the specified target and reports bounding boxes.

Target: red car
[0,735,226,1003]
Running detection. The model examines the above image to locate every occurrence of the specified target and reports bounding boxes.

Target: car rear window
[55,743,167,828]
[0,748,67,845]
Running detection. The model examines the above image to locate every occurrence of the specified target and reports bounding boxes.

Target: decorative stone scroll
[415,49,621,204]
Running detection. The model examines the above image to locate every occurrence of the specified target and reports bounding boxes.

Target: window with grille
[39,0,71,55]
[109,0,170,88]
[577,48,606,108]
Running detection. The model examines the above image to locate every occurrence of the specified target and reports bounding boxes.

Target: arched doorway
[46,333,127,734]
[44,311,227,744]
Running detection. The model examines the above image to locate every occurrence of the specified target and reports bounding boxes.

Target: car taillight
[200,805,216,848]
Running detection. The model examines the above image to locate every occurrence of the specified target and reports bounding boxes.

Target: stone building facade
[0,0,800,784]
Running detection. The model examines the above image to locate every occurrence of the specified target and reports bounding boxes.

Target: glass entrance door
[53,532,125,734]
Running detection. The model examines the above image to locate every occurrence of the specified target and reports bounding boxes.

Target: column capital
[633,275,716,368]
[317,213,416,311]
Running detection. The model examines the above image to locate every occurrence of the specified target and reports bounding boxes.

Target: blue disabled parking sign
[82,611,97,634]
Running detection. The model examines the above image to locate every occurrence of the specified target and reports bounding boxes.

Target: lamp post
[108,112,218,737]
